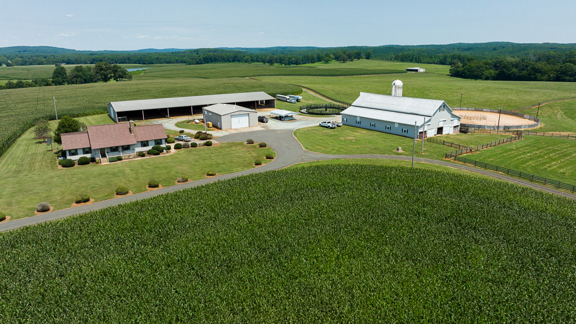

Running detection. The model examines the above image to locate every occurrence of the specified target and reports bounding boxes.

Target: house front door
[100,149,106,158]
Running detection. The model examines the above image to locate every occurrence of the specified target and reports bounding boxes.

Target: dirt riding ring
[454,108,540,130]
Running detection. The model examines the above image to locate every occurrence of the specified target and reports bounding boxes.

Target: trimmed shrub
[259,142,267,148]
[191,142,198,148]
[78,157,90,165]
[166,134,171,138]
[147,149,159,156]
[166,137,175,144]
[254,159,262,166]
[182,143,190,148]
[36,202,51,212]
[194,131,203,139]
[206,134,213,140]
[75,194,90,204]
[165,145,171,151]
[152,145,163,152]
[108,157,118,162]
[179,130,185,134]
[204,141,213,147]
[0,212,6,222]
[138,151,145,157]
[59,159,75,167]
[115,186,129,195]
[199,134,208,140]
[206,170,216,176]
[116,156,123,161]
[148,180,160,188]
[246,139,254,144]
[174,143,183,149]
[177,176,188,183]
[266,153,274,159]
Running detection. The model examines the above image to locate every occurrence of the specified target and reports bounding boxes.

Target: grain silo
[392,80,403,97]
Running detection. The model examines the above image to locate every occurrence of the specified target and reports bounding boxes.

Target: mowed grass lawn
[523,100,576,133]
[470,135,576,186]
[294,125,455,160]
[0,118,274,219]
[438,133,512,146]
[257,73,576,110]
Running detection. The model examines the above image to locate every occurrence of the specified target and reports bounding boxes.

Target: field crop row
[1,165,576,322]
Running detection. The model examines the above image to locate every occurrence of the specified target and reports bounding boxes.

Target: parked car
[175,135,192,142]
[258,116,269,123]
[319,121,336,129]
[332,121,342,127]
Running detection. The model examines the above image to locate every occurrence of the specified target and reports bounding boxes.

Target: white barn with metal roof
[341,92,461,138]
[107,91,275,122]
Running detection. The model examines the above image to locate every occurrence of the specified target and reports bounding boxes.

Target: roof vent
[392,80,403,97]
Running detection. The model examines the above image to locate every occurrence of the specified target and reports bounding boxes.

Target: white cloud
[259,32,264,35]
[58,33,76,37]
[137,35,149,39]
[65,14,74,18]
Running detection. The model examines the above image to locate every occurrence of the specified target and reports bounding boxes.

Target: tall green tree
[52,66,68,85]
[94,62,113,82]
[111,64,132,82]
[33,119,52,140]
[53,116,81,144]
[365,50,372,60]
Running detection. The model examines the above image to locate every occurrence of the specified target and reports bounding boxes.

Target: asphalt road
[1,129,573,232]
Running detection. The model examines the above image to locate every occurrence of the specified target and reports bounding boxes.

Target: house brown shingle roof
[61,132,91,150]
[134,124,168,142]
[87,123,137,150]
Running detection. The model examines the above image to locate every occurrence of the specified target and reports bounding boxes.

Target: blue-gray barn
[341,89,461,139]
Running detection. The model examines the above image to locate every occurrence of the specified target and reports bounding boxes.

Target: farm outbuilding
[341,91,461,138]
[108,92,275,122]
[203,104,258,130]
[406,67,425,72]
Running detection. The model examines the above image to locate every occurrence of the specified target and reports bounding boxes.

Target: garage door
[231,114,250,129]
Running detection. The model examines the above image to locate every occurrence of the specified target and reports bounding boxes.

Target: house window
[122,145,131,151]
[148,140,154,147]
[402,128,408,133]
[155,139,162,145]
[69,149,78,156]
[83,148,91,155]
[385,125,392,130]
[110,146,119,152]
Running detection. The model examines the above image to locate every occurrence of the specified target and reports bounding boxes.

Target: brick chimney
[129,120,135,134]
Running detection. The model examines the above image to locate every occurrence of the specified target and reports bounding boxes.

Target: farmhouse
[341,81,461,138]
[61,122,167,161]
[108,92,275,122]
[202,104,258,129]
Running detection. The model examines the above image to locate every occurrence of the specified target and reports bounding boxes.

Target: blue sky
[1,0,575,50]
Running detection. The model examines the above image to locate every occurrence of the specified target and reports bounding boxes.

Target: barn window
[343,118,347,122]
[395,123,398,127]
[385,125,391,130]
[370,123,376,127]
[402,128,408,133]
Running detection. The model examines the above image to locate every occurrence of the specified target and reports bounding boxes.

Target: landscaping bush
[75,194,90,204]
[266,153,274,159]
[148,180,160,188]
[116,156,123,161]
[152,145,163,152]
[194,131,203,139]
[191,142,198,148]
[36,202,51,212]
[199,134,208,140]
[206,170,216,176]
[138,151,145,157]
[165,145,171,151]
[174,143,183,149]
[177,176,188,183]
[166,137,175,144]
[246,139,254,144]
[115,186,129,195]
[90,157,96,163]
[179,130,185,134]
[206,134,213,140]
[147,149,159,156]
[78,157,91,165]
[259,142,267,148]
[182,143,190,148]
[108,157,118,162]
[0,212,6,222]
[204,141,213,147]
[59,159,75,167]
[254,159,262,166]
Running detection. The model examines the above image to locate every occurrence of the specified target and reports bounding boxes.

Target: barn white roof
[109,91,274,112]
[342,107,427,126]
[351,92,445,117]
[203,104,256,116]
[270,109,299,117]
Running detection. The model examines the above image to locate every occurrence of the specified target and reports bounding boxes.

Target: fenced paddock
[454,108,539,130]
[444,134,523,158]
[299,103,349,115]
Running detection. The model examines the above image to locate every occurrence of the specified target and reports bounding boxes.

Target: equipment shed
[203,104,258,130]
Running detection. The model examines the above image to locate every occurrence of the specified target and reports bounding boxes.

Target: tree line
[0,62,131,90]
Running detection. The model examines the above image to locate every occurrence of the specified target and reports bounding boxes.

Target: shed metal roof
[203,104,257,116]
[110,92,274,112]
[270,109,299,117]
[342,107,428,126]
[351,92,445,117]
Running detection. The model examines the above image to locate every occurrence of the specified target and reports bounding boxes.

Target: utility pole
[536,102,541,118]
[497,108,502,134]
[412,121,417,168]
[460,93,463,109]
[203,108,207,133]
[53,96,58,123]
[421,117,425,154]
